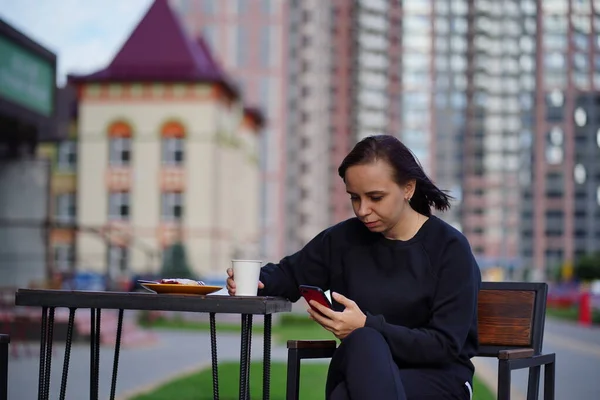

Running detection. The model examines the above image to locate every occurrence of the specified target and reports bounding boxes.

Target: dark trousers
[326,327,471,400]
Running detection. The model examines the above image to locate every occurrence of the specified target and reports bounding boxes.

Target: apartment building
[170,0,288,260]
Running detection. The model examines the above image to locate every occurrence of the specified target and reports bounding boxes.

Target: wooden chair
[0,334,8,400]
[286,282,556,400]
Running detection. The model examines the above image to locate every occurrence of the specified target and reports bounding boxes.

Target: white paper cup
[232,259,262,296]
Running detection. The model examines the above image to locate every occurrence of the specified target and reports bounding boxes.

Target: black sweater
[258,216,481,382]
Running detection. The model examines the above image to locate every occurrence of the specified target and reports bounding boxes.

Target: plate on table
[140,283,223,295]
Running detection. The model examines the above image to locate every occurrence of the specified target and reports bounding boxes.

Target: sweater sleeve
[364,237,480,366]
[257,227,332,301]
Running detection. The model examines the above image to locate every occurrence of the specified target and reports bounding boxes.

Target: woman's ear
[404,179,417,200]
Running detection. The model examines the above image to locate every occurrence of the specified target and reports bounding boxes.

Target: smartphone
[299,285,332,313]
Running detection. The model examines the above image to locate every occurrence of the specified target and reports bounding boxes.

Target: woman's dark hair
[338,135,452,216]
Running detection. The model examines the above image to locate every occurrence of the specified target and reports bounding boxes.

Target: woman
[227,135,481,400]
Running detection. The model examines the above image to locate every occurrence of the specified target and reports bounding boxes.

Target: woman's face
[344,160,413,235]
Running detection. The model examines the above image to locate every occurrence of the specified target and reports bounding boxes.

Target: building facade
[522,0,600,278]
[284,0,334,251]
[460,0,533,271]
[0,18,58,287]
[170,0,289,261]
[40,0,263,281]
[285,0,400,250]
[176,0,600,279]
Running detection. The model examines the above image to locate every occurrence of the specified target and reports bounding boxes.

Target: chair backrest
[476,281,548,357]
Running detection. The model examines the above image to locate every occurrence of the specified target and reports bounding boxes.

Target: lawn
[137,314,495,399]
[139,313,337,345]
[546,306,600,324]
[131,361,495,400]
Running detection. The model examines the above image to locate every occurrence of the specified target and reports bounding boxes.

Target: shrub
[574,253,600,282]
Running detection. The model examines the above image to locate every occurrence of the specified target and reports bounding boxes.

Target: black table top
[14,289,292,315]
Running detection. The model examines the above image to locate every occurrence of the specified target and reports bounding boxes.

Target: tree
[160,241,196,280]
[574,253,600,282]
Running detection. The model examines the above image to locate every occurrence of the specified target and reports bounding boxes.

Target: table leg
[109,309,124,400]
[37,307,48,400]
[238,314,253,400]
[209,312,219,400]
[263,314,272,400]
[1,334,9,400]
[43,307,55,400]
[89,309,95,400]
[59,308,76,400]
[246,315,253,400]
[89,308,102,400]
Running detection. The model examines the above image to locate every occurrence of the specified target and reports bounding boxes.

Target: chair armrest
[287,340,337,350]
[502,353,556,371]
[498,348,535,360]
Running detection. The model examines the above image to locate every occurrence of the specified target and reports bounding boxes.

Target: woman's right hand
[226,268,265,296]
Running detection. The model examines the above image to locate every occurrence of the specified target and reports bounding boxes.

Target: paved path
[7,329,291,400]
[474,318,600,399]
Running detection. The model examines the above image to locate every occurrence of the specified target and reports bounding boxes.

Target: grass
[137,314,495,399]
[140,313,337,345]
[546,306,600,324]
[131,361,495,400]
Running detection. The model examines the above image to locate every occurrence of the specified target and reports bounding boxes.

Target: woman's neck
[384,210,427,241]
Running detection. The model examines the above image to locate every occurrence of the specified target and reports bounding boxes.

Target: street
[475,317,600,399]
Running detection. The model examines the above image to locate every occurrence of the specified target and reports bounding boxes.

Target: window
[161,121,185,165]
[574,164,587,184]
[55,193,76,223]
[109,138,131,166]
[302,34,312,47]
[299,213,308,226]
[300,187,308,200]
[201,0,215,14]
[108,122,132,166]
[404,53,429,71]
[547,89,564,107]
[57,141,77,171]
[260,78,270,114]
[107,245,129,275]
[162,192,184,221]
[237,0,249,13]
[162,138,184,165]
[544,52,565,70]
[261,0,273,14]
[260,25,271,68]
[237,26,248,66]
[53,244,74,272]
[300,137,310,149]
[108,192,130,220]
[574,107,587,126]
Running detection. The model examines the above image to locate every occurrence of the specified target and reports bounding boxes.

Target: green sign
[0,35,54,117]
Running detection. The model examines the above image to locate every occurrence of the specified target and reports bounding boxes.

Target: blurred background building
[462,0,528,273]
[0,19,58,287]
[2,0,600,285]
[170,0,289,260]
[37,0,264,283]
[168,0,600,281]
[521,0,600,279]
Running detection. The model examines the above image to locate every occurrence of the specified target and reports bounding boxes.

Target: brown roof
[68,0,235,93]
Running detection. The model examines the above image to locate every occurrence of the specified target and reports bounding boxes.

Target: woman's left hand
[307,292,366,340]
